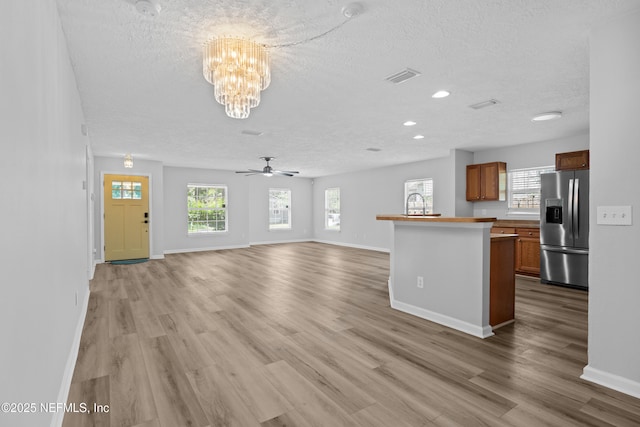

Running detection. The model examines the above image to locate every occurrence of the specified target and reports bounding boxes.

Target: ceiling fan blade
[235,169,262,174]
[274,170,299,174]
[273,171,295,177]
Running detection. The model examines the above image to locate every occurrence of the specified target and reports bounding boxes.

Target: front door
[104,174,149,261]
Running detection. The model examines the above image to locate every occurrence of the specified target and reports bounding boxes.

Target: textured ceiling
[55,0,640,177]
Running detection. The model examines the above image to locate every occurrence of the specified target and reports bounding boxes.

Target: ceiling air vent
[366,148,382,152]
[469,99,499,110]
[385,68,421,84]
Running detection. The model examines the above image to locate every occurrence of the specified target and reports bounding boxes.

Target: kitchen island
[376,215,516,338]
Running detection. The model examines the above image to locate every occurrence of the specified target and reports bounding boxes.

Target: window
[111,181,142,200]
[404,178,433,214]
[187,184,227,233]
[508,166,554,214]
[269,188,291,230]
[325,188,340,231]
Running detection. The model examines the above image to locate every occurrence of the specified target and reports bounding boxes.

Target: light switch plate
[596,206,632,225]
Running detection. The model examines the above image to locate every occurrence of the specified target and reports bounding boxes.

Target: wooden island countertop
[376,214,497,223]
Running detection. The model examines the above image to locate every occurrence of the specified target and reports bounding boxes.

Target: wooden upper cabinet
[556,150,589,171]
[466,164,482,201]
[466,162,507,201]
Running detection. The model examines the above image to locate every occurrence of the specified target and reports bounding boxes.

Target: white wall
[163,166,313,253]
[472,134,589,219]
[313,152,458,251]
[0,1,91,426]
[247,174,314,245]
[583,9,640,398]
[93,156,165,260]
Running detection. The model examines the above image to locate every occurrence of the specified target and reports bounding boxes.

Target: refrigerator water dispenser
[545,199,563,224]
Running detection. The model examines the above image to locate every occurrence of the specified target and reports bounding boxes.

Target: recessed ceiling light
[532,111,562,122]
[403,121,416,126]
[241,129,264,136]
[432,90,450,99]
[413,135,425,140]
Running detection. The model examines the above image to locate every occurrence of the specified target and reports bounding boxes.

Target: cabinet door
[466,164,481,201]
[481,162,507,201]
[515,229,540,276]
[556,150,589,171]
[482,163,500,200]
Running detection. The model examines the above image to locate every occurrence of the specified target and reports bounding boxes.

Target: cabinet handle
[582,163,586,167]
[528,232,532,236]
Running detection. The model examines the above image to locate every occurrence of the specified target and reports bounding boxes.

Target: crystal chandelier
[203,37,271,119]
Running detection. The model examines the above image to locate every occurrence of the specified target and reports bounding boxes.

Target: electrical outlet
[417,276,424,288]
[597,206,632,225]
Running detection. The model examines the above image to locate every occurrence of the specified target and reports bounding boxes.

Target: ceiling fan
[235,157,299,177]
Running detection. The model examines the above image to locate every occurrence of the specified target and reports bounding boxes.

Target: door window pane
[112,181,142,200]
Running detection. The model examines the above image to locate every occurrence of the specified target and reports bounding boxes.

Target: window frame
[404,178,434,214]
[187,184,228,235]
[507,165,555,216]
[268,188,292,231]
[324,187,341,231]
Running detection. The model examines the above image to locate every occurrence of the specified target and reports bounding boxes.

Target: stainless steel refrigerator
[540,170,589,290]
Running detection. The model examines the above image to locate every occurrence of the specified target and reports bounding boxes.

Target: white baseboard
[249,239,313,246]
[581,365,640,399]
[390,298,494,339]
[164,244,250,255]
[51,289,90,427]
[312,239,390,253]
[150,254,165,260]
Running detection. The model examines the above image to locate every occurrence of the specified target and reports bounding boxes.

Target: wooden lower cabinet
[515,228,540,277]
[492,226,541,277]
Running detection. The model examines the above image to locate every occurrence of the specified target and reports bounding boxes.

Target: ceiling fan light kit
[236,157,300,177]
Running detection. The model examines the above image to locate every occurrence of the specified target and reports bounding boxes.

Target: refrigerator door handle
[573,178,580,240]
[541,244,589,255]
[568,178,574,241]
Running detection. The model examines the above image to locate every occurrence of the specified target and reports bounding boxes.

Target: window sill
[506,211,540,218]
[187,231,228,237]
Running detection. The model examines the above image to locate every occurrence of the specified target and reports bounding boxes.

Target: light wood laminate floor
[63,242,640,427]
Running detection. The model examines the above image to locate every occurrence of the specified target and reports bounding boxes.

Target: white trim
[51,290,90,427]
[150,254,165,260]
[312,239,390,253]
[250,239,312,246]
[390,295,494,339]
[164,244,250,254]
[581,365,640,399]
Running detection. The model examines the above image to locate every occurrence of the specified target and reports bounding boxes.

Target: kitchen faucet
[406,192,426,215]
